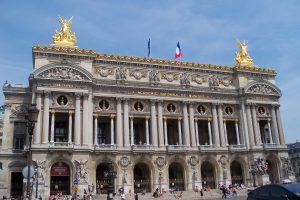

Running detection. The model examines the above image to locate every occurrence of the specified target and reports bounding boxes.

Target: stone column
[251,105,260,146]
[150,100,158,147]
[212,104,220,146]
[223,120,228,145]
[178,118,182,145]
[82,94,89,145]
[68,111,73,144]
[116,98,123,147]
[50,110,55,143]
[257,120,262,144]
[189,103,196,147]
[268,119,274,144]
[74,93,81,145]
[246,105,255,148]
[145,116,150,145]
[194,118,199,146]
[235,120,241,145]
[110,115,115,145]
[163,117,168,145]
[183,102,190,146]
[208,119,213,145]
[217,104,225,147]
[34,92,42,144]
[275,106,285,145]
[271,105,280,144]
[94,114,98,145]
[130,116,134,145]
[42,92,50,144]
[157,101,164,147]
[123,99,130,147]
[239,100,249,148]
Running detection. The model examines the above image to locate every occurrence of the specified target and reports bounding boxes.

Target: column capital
[268,118,271,122]
[82,93,89,98]
[44,91,51,96]
[69,111,74,115]
[129,115,134,119]
[74,92,82,98]
[163,116,167,120]
[246,102,256,106]
[110,114,115,119]
[36,90,43,96]
[93,113,98,117]
[182,101,189,105]
[150,99,157,103]
[212,102,223,106]
[208,118,212,122]
[50,110,55,114]
[271,104,280,108]
[178,117,182,121]
[235,119,239,123]
[223,119,227,122]
[145,116,150,120]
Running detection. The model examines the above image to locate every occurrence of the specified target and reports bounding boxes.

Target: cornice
[32,45,277,75]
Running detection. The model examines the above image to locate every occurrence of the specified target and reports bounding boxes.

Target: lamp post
[249,164,257,187]
[26,104,39,200]
[104,162,116,200]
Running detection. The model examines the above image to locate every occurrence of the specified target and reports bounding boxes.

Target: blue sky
[0,0,299,143]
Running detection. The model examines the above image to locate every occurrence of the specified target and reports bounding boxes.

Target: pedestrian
[134,192,138,200]
[200,189,204,199]
[221,186,227,199]
[121,192,125,200]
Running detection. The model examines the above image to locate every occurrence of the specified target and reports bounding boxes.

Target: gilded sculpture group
[52,16,254,66]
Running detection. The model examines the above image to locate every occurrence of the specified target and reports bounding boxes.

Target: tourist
[134,192,138,200]
[120,192,125,200]
[200,189,204,199]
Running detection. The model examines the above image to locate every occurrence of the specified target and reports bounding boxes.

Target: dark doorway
[167,119,179,145]
[169,162,185,191]
[230,161,243,185]
[96,163,115,194]
[11,172,23,198]
[134,163,151,193]
[50,162,70,195]
[201,161,216,189]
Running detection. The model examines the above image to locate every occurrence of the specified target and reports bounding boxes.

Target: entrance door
[230,161,243,185]
[169,162,185,191]
[134,163,151,193]
[11,172,23,198]
[50,162,70,195]
[201,161,216,189]
[96,163,111,194]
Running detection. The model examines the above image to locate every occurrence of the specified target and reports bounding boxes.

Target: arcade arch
[133,163,151,193]
[201,161,216,189]
[230,161,243,185]
[50,162,71,195]
[169,162,185,191]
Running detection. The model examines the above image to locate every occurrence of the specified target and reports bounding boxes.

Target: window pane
[258,186,270,197]
[271,186,289,198]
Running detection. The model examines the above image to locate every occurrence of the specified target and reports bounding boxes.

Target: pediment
[34,63,92,81]
[245,81,281,96]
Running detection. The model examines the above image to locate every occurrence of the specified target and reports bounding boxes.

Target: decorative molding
[36,66,90,81]
[161,72,180,82]
[129,69,148,80]
[94,66,114,77]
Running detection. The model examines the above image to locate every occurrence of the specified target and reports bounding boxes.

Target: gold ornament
[52,16,77,46]
[235,39,254,66]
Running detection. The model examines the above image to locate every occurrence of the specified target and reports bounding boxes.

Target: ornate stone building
[288,140,300,181]
[0,18,294,198]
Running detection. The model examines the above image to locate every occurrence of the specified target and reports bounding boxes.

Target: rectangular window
[13,122,26,150]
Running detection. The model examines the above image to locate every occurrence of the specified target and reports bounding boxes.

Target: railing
[94,144,117,152]
[167,145,187,152]
[228,144,246,152]
[49,142,74,151]
[131,144,154,152]
[263,143,278,150]
[198,145,216,152]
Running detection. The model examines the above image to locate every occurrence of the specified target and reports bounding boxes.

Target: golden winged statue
[235,39,254,66]
[52,16,77,46]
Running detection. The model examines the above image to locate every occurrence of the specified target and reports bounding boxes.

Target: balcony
[263,143,279,150]
[198,145,217,152]
[167,145,188,153]
[49,142,74,151]
[94,144,117,153]
[131,144,154,153]
[228,144,247,152]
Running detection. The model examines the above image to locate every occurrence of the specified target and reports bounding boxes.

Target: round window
[258,106,266,115]
[197,105,206,114]
[57,95,68,106]
[167,103,176,113]
[134,102,144,111]
[225,106,233,115]
[99,100,109,110]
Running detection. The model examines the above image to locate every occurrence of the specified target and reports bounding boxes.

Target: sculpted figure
[235,39,254,66]
[74,160,88,183]
[35,160,46,182]
[53,16,77,46]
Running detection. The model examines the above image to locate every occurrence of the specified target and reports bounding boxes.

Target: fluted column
[163,117,168,145]
[110,115,115,145]
[34,92,42,144]
[116,98,123,147]
[271,105,280,144]
[123,99,130,147]
[189,103,196,147]
[194,118,199,146]
[68,111,73,144]
[246,105,255,148]
[157,101,164,147]
[82,94,89,145]
[212,104,220,146]
[150,101,158,147]
[275,106,285,145]
[42,92,50,144]
[208,119,213,145]
[74,93,81,145]
[94,114,98,145]
[182,102,190,146]
[146,116,150,145]
[268,119,274,144]
[223,120,228,145]
[50,110,55,143]
[217,104,225,147]
[251,105,260,146]
[235,120,240,145]
[178,118,182,145]
[239,100,249,148]
[130,116,134,145]
[257,120,262,144]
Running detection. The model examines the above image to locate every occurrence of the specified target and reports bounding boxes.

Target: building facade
[0,18,295,198]
[288,140,300,181]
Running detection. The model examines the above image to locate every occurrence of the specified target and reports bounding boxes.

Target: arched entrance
[96,163,116,194]
[201,161,216,189]
[169,162,185,191]
[50,162,70,195]
[230,161,243,185]
[266,158,280,183]
[134,163,151,193]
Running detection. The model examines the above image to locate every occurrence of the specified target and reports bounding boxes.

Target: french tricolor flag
[175,41,182,59]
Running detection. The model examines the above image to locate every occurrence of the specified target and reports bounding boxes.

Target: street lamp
[249,164,257,187]
[104,162,116,200]
[26,104,39,199]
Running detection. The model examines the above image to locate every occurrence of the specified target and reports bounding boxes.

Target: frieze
[129,69,148,80]
[37,66,90,81]
[180,73,191,88]
[247,84,279,95]
[10,104,29,118]
[149,69,160,85]
[94,66,114,77]
[191,74,207,85]
[161,72,180,82]
[37,82,87,89]
[116,66,127,83]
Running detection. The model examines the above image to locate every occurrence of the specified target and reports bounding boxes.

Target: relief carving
[34,160,46,183]
[119,156,131,168]
[149,69,160,85]
[94,67,114,77]
[10,104,28,118]
[161,72,180,82]
[74,160,88,184]
[154,157,166,170]
[280,157,295,176]
[116,67,127,83]
[191,74,207,85]
[247,84,279,95]
[129,69,148,80]
[38,67,89,81]
[180,73,191,88]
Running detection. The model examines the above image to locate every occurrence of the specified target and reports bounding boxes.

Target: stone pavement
[93,189,248,200]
